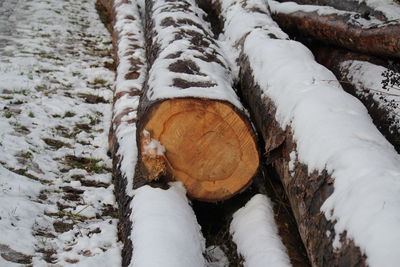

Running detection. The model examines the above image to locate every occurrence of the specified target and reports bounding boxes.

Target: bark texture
[270,5,400,58]
[313,47,400,153]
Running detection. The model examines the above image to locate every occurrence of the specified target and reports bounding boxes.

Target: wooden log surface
[313,46,400,153]
[133,0,259,202]
[106,0,146,265]
[212,0,400,265]
[268,0,400,58]
[274,0,400,21]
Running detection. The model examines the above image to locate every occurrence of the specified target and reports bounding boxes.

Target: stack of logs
[268,0,400,152]
[103,0,400,266]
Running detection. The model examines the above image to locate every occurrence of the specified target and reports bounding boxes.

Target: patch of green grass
[1,165,53,185]
[64,155,109,174]
[63,111,76,118]
[12,89,29,95]
[35,69,59,73]
[3,110,13,118]
[43,138,70,150]
[55,125,77,139]
[77,93,109,104]
[28,112,35,118]
[10,122,30,134]
[84,114,101,126]
[17,151,33,159]
[0,95,13,100]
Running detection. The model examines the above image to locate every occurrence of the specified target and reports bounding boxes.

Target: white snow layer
[221,0,400,266]
[340,60,400,130]
[230,194,291,267]
[130,183,206,267]
[112,0,146,197]
[146,0,244,109]
[142,130,166,156]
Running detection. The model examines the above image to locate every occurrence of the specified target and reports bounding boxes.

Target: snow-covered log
[314,47,400,153]
[107,0,146,265]
[268,0,400,58]
[214,0,400,266]
[107,2,207,266]
[134,0,259,202]
[274,0,400,21]
[230,194,291,267]
[131,183,206,267]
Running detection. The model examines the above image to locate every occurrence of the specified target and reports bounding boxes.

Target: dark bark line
[104,0,146,266]
[313,46,400,153]
[209,1,367,266]
[269,1,400,58]
[275,0,390,21]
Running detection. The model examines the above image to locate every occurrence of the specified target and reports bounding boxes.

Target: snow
[360,0,400,21]
[221,0,400,266]
[205,246,230,267]
[340,60,400,131]
[0,0,121,265]
[288,151,297,175]
[130,182,206,267]
[146,0,244,110]
[268,0,388,29]
[230,194,291,267]
[142,130,166,156]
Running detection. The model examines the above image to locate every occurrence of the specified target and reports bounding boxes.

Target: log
[274,0,400,21]
[134,0,259,202]
[214,0,400,266]
[106,0,147,265]
[267,0,400,58]
[313,46,400,153]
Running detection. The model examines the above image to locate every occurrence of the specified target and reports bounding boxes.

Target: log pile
[268,0,400,152]
[211,0,400,266]
[103,0,400,266]
[268,0,400,58]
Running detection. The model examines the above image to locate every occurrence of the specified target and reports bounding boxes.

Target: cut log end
[140,98,259,202]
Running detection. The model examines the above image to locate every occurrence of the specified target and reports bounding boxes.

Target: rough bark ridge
[313,47,400,153]
[212,0,367,265]
[133,0,259,202]
[269,0,400,58]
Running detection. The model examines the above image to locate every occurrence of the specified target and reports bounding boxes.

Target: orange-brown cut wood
[140,98,259,202]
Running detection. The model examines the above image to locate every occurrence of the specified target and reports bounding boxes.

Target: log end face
[141,98,259,201]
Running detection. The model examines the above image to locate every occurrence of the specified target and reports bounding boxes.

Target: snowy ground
[0,0,121,265]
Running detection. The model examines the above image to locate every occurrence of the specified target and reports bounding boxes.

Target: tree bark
[313,46,400,153]
[268,0,400,58]
[212,0,368,265]
[133,0,259,202]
